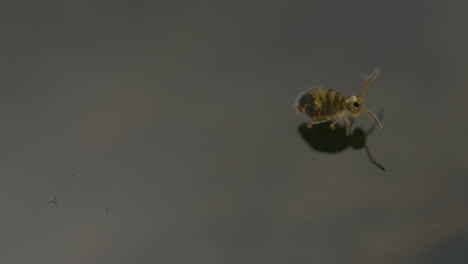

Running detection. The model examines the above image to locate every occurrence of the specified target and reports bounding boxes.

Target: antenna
[361,69,380,99]
[362,108,382,128]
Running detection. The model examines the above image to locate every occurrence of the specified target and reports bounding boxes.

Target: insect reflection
[298,121,385,171]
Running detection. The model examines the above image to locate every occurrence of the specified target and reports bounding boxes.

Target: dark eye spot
[353,102,360,107]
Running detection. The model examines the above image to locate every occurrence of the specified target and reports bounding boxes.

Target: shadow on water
[298,121,386,171]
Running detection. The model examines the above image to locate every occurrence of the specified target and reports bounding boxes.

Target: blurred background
[1,0,467,263]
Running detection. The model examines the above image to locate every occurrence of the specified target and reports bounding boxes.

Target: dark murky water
[1,1,467,263]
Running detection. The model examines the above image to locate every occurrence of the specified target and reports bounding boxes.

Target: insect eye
[353,102,360,107]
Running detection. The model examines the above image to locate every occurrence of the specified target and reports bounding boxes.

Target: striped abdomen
[295,88,347,119]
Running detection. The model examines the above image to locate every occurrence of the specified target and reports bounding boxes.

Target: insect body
[294,69,382,135]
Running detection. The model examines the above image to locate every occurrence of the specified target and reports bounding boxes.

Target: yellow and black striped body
[295,88,347,119]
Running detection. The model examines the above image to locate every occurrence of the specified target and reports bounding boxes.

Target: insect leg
[329,118,341,130]
[344,117,352,135]
[307,119,333,128]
